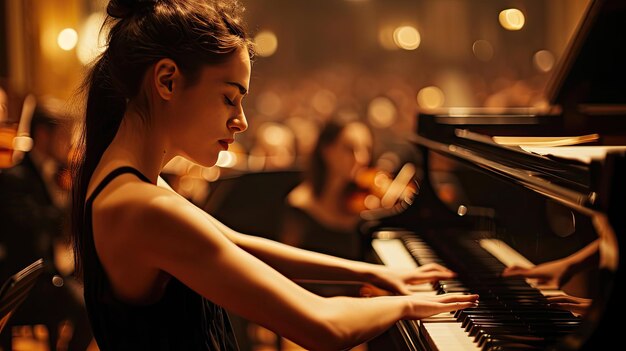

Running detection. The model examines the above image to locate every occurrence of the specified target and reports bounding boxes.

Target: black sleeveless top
[83,166,239,350]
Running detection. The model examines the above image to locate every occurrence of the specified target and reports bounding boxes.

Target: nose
[229,109,248,133]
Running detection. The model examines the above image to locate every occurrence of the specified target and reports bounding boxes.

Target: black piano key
[396,231,586,349]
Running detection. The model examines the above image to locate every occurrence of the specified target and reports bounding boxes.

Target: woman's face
[324,122,373,181]
[168,47,251,167]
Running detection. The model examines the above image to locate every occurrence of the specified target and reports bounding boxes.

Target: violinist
[279,119,372,261]
[279,118,419,262]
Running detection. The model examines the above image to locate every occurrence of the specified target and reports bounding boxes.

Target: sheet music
[520,146,626,164]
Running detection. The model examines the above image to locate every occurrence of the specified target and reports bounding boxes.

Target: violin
[346,163,419,214]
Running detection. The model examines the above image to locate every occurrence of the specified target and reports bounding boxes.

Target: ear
[153,58,179,100]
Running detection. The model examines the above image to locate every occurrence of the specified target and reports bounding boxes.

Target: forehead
[196,47,251,89]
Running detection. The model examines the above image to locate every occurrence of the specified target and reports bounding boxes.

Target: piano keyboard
[372,231,580,351]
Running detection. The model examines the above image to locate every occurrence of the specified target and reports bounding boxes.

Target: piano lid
[545,0,626,108]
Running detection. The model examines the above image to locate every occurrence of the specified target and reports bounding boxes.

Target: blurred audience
[0,99,94,350]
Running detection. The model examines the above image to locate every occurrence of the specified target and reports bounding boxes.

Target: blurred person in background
[279,119,425,263]
[279,119,374,261]
[0,86,14,169]
[0,101,94,350]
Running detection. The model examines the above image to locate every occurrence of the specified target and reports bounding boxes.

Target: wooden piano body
[365,0,625,349]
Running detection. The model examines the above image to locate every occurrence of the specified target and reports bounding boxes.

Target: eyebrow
[226,81,248,95]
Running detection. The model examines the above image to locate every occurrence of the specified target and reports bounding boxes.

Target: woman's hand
[547,294,591,316]
[403,293,479,319]
[501,259,572,289]
[366,263,457,295]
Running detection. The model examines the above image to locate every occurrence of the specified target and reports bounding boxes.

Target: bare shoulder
[92,177,228,269]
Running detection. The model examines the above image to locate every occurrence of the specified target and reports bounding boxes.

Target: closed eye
[224,95,235,106]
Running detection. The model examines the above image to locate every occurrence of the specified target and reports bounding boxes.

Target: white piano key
[372,238,436,293]
[478,238,535,269]
[422,322,481,351]
[372,238,419,269]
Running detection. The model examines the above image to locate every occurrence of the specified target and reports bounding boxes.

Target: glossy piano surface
[364,0,625,350]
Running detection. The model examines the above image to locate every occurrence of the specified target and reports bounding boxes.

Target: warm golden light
[533,49,555,72]
[378,26,398,50]
[256,91,282,117]
[285,116,320,155]
[254,30,278,57]
[262,123,292,147]
[499,9,525,31]
[367,96,397,128]
[472,39,494,62]
[393,26,421,50]
[57,28,78,51]
[77,12,107,65]
[201,166,221,182]
[311,89,337,116]
[417,86,445,109]
[376,151,401,173]
[364,194,381,210]
[216,151,237,168]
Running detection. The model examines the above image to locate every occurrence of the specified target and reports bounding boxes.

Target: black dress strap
[86,166,152,205]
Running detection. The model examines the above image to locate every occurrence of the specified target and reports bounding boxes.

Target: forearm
[290,295,408,350]
[166,182,384,282]
[233,232,383,282]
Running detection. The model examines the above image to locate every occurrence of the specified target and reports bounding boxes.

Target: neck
[101,109,170,183]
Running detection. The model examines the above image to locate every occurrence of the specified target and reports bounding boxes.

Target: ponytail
[70,53,126,279]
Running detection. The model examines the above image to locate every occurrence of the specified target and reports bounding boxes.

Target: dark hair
[308,119,372,198]
[71,0,253,279]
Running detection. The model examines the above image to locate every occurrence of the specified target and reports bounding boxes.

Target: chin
[184,154,218,169]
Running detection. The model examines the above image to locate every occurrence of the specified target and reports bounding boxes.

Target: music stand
[0,258,45,334]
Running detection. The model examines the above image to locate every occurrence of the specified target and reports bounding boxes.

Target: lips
[218,139,234,151]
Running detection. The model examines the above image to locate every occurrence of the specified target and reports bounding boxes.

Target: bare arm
[110,187,476,350]
[157,176,455,293]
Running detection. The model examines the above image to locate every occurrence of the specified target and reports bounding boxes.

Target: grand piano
[365,0,625,350]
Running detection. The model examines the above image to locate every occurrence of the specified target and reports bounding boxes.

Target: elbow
[293,313,356,351]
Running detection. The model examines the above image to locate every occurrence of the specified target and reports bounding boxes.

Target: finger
[437,301,478,314]
[436,294,480,303]
[425,271,457,280]
[502,267,546,279]
[396,284,413,296]
[419,263,454,273]
[546,296,576,303]
[407,271,456,284]
[547,295,588,303]
[549,303,588,315]
[501,266,530,277]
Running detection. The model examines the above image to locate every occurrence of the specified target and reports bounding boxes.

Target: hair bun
[107,0,158,19]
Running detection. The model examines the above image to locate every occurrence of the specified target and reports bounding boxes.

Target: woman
[71,0,478,350]
[280,119,375,261]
